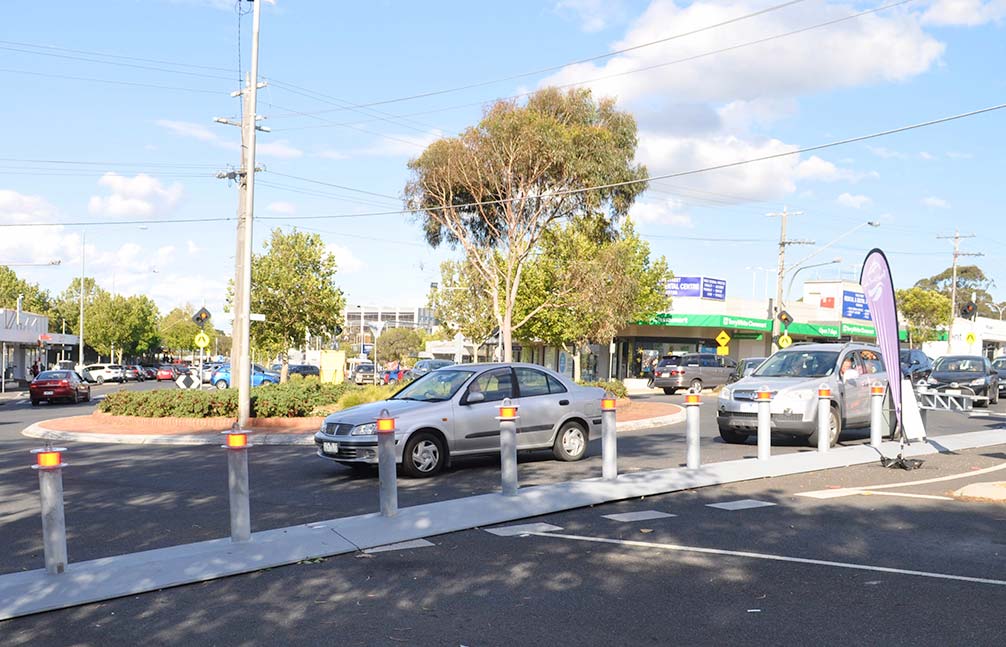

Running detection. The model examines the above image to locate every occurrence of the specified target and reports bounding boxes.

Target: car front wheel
[95,376,104,384]
[401,432,446,478]
[807,406,842,447]
[215,380,229,390]
[718,426,748,444]
[553,421,588,461]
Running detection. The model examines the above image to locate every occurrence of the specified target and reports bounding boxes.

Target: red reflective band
[684,394,701,405]
[756,391,772,401]
[601,398,617,412]
[37,451,61,468]
[498,406,518,420]
[818,388,831,397]
[376,418,395,433]
[871,385,885,395]
[226,433,248,448]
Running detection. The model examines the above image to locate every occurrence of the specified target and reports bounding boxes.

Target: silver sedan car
[315,362,605,477]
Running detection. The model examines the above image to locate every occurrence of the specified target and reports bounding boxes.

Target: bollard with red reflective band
[497,398,519,496]
[222,427,251,542]
[870,383,885,448]
[684,392,701,469]
[817,385,832,453]
[31,446,68,574]
[601,394,617,480]
[756,388,772,461]
[376,409,398,517]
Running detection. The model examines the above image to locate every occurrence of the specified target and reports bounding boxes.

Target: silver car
[652,352,736,394]
[315,362,605,477]
[717,342,893,447]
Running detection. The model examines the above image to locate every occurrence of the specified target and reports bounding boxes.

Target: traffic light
[960,301,977,320]
[192,307,211,328]
[777,310,794,328]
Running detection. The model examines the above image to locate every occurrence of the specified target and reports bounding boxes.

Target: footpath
[21,398,686,446]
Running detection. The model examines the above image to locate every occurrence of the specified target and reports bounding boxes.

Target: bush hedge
[99,379,358,418]
[582,380,628,399]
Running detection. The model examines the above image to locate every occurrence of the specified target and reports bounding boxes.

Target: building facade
[1,308,80,385]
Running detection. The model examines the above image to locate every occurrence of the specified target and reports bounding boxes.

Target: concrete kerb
[21,410,687,446]
[2,428,1004,621]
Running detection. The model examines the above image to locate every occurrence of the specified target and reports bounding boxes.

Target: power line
[0,39,233,73]
[0,67,222,94]
[266,171,401,201]
[0,44,233,81]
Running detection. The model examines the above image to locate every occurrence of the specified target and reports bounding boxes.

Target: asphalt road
[2,444,1004,646]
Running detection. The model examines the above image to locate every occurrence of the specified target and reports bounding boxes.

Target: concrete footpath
[1,427,1002,621]
[21,399,686,445]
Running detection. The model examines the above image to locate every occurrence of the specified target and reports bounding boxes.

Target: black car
[406,359,455,380]
[727,357,767,384]
[272,363,320,378]
[900,349,933,383]
[993,357,1006,394]
[925,355,1000,406]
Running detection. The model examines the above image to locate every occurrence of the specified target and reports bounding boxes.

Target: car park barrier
[870,384,885,448]
[31,446,68,575]
[497,399,519,496]
[601,394,617,480]
[222,427,251,542]
[756,388,772,461]
[684,392,701,469]
[375,410,398,517]
[817,386,832,453]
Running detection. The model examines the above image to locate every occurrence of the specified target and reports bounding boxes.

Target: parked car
[123,365,143,382]
[925,355,999,406]
[82,364,125,384]
[30,370,91,405]
[900,349,933,384]
[652,353,735,395]
[406,359,455,381]
[201,363,223,383]
[270,363,321,378]
[993,357,1006,394]
[727,357,767,384]
[211,364,280,389]
[352,362,376,385]
[140,365,158,380]
[382,367,408,384]
[315,363,605,477]
[717,342,895,447]
[156,365,179,381]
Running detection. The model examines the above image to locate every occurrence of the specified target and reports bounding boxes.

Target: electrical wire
[0,67,222,94]
[0,39,233,73]
[0,44,233,81]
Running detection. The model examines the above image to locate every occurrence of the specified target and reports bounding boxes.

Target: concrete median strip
[951,481,1006,503]
[2,428,1004,621]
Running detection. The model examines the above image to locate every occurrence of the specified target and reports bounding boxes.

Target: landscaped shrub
[336,384,400,410]
[582,380,628,399]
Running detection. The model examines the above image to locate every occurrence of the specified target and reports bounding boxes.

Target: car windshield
[657,356,682,367]
[391,368,475,402]
[933,356,984,373]
[36,371,69,380]
[899,351,911,363]
[753,351,839,378]
[993,359,1006,370]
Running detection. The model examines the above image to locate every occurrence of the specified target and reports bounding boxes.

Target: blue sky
[2,0,1005,330]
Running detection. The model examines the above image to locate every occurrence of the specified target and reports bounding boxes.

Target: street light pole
[786,258,843,304]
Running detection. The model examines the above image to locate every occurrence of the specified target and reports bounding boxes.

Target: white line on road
[799,462,1006,499]
[857,491,954,501]
[528,532,1006,587]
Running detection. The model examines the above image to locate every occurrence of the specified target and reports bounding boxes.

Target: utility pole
[215,0,268,429]
[767,207,812,351]
[937,229,981,346]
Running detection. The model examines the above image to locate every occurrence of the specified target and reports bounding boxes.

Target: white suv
[82,364,125,384]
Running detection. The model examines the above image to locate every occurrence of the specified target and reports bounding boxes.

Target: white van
[82,364,125,384]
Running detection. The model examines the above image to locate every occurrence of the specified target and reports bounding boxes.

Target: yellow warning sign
[778,334,793,349]
[716,330,731,347]
[716,345,730,356]
[965,332,976,345]
[194,331,210,349]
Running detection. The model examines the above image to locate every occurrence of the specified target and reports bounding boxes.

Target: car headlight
[351,422,377,436]
[719,388,731,400]
[970,377,987,386]
[927,377,938,385]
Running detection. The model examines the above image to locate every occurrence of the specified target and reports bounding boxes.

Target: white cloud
[921,0,1006,26]
[186,240,202,255]
[156,119,222,143]
[554,0,629,32]
[867,145,909,160]
[947,151,973,159]
[796,155,876,183]
[267,201,297,215]
[0,190,79,265]
[257,139,304,160]
[628,197,693,227]
[918,151,935,160]
[88,172,183,218]
[837,192,872,209]
[355,131,443,158]
[922,196,950,208]
[156,119,303,159]
[327,243,364,274]
[316,149,350,160]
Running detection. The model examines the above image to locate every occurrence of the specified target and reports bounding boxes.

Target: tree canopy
[914,265,998,317]
[896,287,951,345]
[406,87,648,360]
[89,292,160,361]
[376,327,424,365]
[159,305,211,357]
[0,266,52,317]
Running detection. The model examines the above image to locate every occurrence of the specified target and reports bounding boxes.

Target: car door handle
[559,399,570,406]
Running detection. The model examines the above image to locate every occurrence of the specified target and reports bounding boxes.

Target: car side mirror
[843,369,860,382]
[466,391,485,404]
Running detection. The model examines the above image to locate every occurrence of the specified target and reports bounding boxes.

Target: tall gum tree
[405,88,647,361]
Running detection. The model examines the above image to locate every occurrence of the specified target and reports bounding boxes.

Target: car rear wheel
[30,399,39,407]
[807,406,841,447]
[690,378,703,392]
[95,376,104,384]
[215,380,229,390]
[401,432,446,478]
[662,387,676,395]
[553,421,588,462]
[718,426,748,444]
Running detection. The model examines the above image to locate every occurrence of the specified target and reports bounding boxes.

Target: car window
[859,349,885,375]
[547,375,567,394]
[468,368,514,403]
[683,354,700,366]
[391,368,474,402]
[755,351,839,378]
[36,371,68,380]
[699,355,717,367]
[515,367,550,397]
[993,359,1006,370]
[656,356,682,368]
[933,356,985,373]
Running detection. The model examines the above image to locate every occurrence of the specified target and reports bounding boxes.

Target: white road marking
[603,510,676,522]
[706,499,776,511]
[528,532,1006,587]
[799,462,1006,499]
[485,522,563,537]
[364,539,435,554]
[858,491,954,501]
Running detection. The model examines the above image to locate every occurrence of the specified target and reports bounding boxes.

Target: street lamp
[745,266,774,299]
[786,258,843,304]
[989,303,1006,321]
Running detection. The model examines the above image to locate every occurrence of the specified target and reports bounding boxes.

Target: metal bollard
[817,385,832,453]
[32,446,68,575]
[376,410,398,517]
[870,383,885,448]
[222,428,251,542]
[756,387,772,461]
[685,391,701,469]
[497,398,519,496]
[601,394,617,480]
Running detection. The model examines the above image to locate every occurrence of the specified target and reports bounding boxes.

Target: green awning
[643,313,771,331]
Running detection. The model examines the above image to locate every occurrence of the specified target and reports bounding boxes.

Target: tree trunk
[502,310,513,362]
[280,351,290,384]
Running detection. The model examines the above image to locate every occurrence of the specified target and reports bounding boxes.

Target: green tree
[0,266,53,317]
[87,293,161,362]
[376,327,423,365]
[406,87,647,361]
[159,305,214,358]
[428,259,498,357]
[245,228,345,382]
[897,287,951,345]
[915,265,996,317]
[50,277,100,337]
